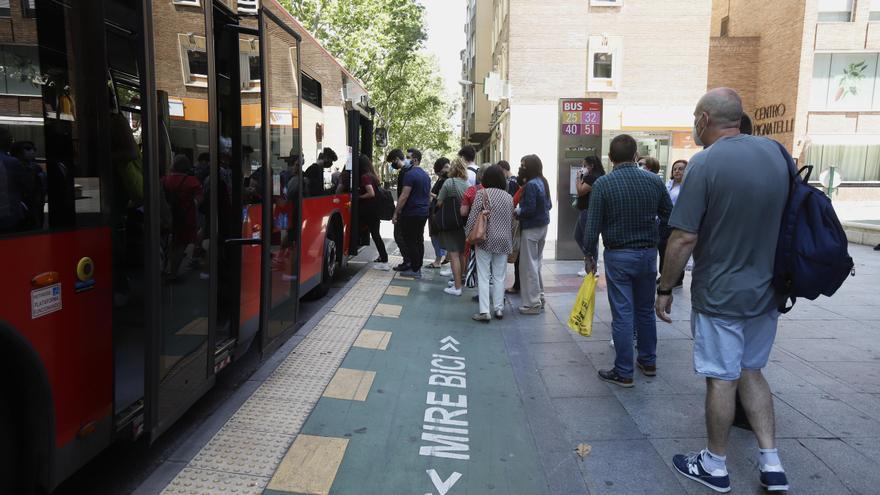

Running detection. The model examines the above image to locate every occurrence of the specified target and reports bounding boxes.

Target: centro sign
[752,103,794,137]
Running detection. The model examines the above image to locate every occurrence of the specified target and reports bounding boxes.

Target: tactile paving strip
[162,264,395,494]
[188,428,294,478]
[161,468,267,495]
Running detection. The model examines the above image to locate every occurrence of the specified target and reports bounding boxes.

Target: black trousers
[367,215,388,262]
[400,215,428,272]
[394,221,408,265]
[657,236,685,286]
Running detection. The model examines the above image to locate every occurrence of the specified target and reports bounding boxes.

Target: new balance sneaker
[759,465,789,492]
[672,450,731,493]
[597,369,634,388]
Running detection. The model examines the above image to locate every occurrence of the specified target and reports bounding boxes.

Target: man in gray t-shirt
[656,88,791,493]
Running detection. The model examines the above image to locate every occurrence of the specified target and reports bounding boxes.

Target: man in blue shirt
[392,147,431,278]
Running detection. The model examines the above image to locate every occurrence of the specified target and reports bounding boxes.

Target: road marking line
[353,329,392,350]
[373,303,402,318]
[266,434,349,495]
[322,368,376,401]
[385,285,411,296]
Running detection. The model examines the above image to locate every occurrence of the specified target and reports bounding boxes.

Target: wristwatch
[656,287,673,296]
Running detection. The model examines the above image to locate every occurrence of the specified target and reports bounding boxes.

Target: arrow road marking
[439,336,460,352]
[426,469,462,495]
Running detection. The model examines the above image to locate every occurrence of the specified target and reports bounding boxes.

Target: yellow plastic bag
[568,275,597,337]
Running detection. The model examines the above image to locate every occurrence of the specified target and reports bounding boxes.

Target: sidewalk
[150,243,880,495]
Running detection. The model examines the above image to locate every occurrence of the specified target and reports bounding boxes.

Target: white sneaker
[577,269,587,277]
[444,286,462,296]
[439,267,452,277]
[373,262,391,271]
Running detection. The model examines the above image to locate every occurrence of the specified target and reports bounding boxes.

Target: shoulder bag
[466,189,491,245]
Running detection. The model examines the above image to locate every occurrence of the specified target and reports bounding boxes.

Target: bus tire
[308,235,337,299]
[0,380,30,494]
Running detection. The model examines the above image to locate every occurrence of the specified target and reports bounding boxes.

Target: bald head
[696,88,743,129]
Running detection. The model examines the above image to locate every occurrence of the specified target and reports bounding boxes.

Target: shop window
[810,52,880,111]
[871,0,880,21]
[0,1,9,17]
[817,0,853,22]
[587,35,622,92]
[302,72,322,108]
[804,144,880,182]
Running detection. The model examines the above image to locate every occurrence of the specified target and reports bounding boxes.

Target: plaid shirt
[583,163,673,258]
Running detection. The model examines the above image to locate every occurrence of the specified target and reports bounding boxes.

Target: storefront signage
[753,103,794,137]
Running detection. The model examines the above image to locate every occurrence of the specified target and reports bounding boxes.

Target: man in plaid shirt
[584,134,673,387]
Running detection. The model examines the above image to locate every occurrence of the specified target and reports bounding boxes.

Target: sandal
[426,262,442,269]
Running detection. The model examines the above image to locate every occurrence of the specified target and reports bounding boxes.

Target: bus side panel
[0,229,113,448]
[300,194,350,285]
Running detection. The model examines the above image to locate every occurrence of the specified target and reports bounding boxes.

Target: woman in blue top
[516,154,552,314]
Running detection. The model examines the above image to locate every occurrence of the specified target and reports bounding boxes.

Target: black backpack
[376,184,395,220]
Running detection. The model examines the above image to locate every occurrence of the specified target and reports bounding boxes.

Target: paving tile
[777,393,880,438]
[552,396,645,442]
[578,439,685,495]
[267,435,349,495]
[161,467,267,495]
[519,324,580,344]
[776,339,879,362]
[530,342,591,368]
[812,361,880,393]
[836,393,880,422]
[772,397,835,439]
[539,364,614,398]
[352,329,392,350]
[799,438,880,495]
[322,368,376,401]
[616,393,706,438]
[188,428,293,478]
[226,397,313,436]
[384,285,410,296]
[372,303,402,318]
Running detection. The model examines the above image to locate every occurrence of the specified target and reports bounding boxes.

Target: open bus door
[347,108,374,256]
[258,4,302,356]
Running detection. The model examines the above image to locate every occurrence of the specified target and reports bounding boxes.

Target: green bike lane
[264,272,551,495]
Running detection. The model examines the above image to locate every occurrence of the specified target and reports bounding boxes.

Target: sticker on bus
[31,283,62,319]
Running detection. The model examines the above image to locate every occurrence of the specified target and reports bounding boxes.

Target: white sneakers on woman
[444,286,462,296]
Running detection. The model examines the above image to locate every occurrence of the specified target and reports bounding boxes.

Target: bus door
[259,4,302,355]
[347,109,374,255]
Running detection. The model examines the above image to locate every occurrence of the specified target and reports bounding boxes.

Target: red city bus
[0,0,373,491]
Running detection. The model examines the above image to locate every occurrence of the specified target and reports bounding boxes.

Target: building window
[20,0,35,17]
[817,0,853,22]
[593,53,613,79]
[587,35,622,92]
[871,0,880,20]
[720,16,729,37]
[172,0,201,6]
[804,144,880,182]
[178,34,208,86]
[302,72,322,108]
[0,44,42,96]
[238,0,259,15]
[0,0,10,17]
[810,53,879,111]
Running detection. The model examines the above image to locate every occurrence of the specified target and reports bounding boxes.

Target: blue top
[400,166,432,217]
[518,178,552,230]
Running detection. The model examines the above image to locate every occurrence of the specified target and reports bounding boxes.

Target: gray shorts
[691,308,779,380]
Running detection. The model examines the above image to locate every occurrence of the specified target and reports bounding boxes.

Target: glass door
[260,5,302,354]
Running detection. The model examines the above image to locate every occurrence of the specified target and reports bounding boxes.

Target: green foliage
[280,0,454,175]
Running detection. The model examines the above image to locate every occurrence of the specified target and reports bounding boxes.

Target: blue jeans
[430,235,446,260]
[574,209,589,256]
[604,248,658,378]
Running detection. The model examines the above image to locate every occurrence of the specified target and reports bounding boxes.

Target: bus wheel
[308,235,337,299]
[0,383,24,493]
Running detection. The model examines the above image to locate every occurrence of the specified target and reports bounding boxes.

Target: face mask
[692,114,706,147]
[390,161,401,170]
[403,159,412,168]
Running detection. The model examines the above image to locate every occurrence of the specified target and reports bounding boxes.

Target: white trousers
[476,247,508,314]
[519,225,547,307]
